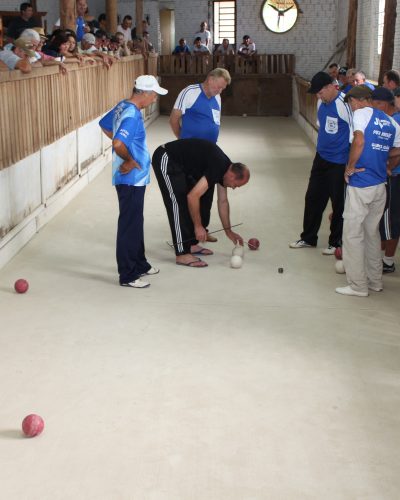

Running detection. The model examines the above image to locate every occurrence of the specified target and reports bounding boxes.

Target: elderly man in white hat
[99,76,168,288]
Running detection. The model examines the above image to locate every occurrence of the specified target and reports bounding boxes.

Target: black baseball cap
[371,87,394,102]
[307,72,334,94]
[338,66,348,76]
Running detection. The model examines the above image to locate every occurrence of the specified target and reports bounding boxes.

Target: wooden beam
[136,0,144,37]
[346,0,358,68]
[106,0,117,34]
[379,0,397,84]
[60,0,75,32]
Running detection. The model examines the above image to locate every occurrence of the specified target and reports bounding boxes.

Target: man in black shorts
[152,139,250,267]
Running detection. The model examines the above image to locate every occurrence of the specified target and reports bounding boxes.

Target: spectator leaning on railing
[0,38,35,73]
[172,38,191,55]
[192,37,211,54]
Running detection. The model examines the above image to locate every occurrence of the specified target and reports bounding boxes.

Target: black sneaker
[383,261,395,273]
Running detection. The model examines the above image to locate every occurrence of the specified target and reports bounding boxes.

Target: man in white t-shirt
[117,15,133,42]
[194,21,211,50]
[238,35,256,57]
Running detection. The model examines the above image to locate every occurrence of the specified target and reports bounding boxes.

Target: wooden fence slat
[0,55,151,171]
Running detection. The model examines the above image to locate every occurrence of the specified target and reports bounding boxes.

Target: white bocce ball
[335,260,345,274]
[232,245,244,257]
[230,255,243,269]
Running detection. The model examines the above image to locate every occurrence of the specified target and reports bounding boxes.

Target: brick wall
[173,0,339,80]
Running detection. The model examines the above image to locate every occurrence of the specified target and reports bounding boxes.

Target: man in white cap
[99,76,168,288]
[0,37,35,72]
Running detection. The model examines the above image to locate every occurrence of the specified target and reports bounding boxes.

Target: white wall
[0,106,160,270]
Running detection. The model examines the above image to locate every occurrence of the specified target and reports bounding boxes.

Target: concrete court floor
[0,116,399,500]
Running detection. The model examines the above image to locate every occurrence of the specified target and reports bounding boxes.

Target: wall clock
[261,0,299,34]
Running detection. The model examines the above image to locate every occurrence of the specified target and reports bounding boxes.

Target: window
[213,1,236,45]
[377,0,385,55]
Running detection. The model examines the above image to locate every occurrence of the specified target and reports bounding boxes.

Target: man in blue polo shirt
[290,71,353,254]
[169,68,231,243]
[99,75,168,288]
[370,87,400,274]
[336,85,400,297]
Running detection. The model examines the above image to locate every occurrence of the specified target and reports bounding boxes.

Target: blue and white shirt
[99,101,151,187]
[174,84,221,143]
[391,112,400,175]
[317,92,353,164]
[350,107,400,188]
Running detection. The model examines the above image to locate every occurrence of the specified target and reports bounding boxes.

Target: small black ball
[278,267,284,273]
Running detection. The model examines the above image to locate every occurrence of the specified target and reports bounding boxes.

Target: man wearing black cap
[335,85,400,296]
[290,71,352,254]
[371,87,400,274]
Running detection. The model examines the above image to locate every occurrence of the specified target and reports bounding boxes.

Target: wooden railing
[295,75,318,130]
[159,53,295,76]
[0,54,159,171]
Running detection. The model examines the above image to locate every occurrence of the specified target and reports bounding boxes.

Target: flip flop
[176,258,208,268]
[191,248,214,256]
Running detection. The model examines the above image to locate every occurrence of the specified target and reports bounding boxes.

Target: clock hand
[268,2,280,12]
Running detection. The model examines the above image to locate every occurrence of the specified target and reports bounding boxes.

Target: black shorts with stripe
[380,175,400,241]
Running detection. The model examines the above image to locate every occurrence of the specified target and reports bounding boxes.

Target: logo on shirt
[119,129,129,138]
[325,116,338,134]
[212,109,221,125]
[374,117,391,129]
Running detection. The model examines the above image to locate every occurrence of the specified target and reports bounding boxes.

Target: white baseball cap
[135,75,168,95]
[82,33,96,45]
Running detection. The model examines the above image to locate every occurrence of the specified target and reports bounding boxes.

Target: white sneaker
[335,286,368,297]
[322,245,336,255]
[289,239,313,249]
[368,285,383,292]
[141,267,160,276]
[120,278,150,288]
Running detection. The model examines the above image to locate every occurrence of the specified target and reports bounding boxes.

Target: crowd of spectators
[172,22,256,59]
[0,1,156,74]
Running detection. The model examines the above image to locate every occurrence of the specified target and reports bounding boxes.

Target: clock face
[261,0,299,34]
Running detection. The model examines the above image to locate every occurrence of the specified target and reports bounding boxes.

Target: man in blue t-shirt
[99,75,168,288]
[169,68,231,242]
[370,87,400,275]
[335,85,400,297]
[290,71,353,254]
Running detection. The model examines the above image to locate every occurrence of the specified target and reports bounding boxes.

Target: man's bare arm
[345,130,365,183]
[187,176,209,242]
[113,139,141,174]
[169,109,182,139]
[217,184,243,244]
